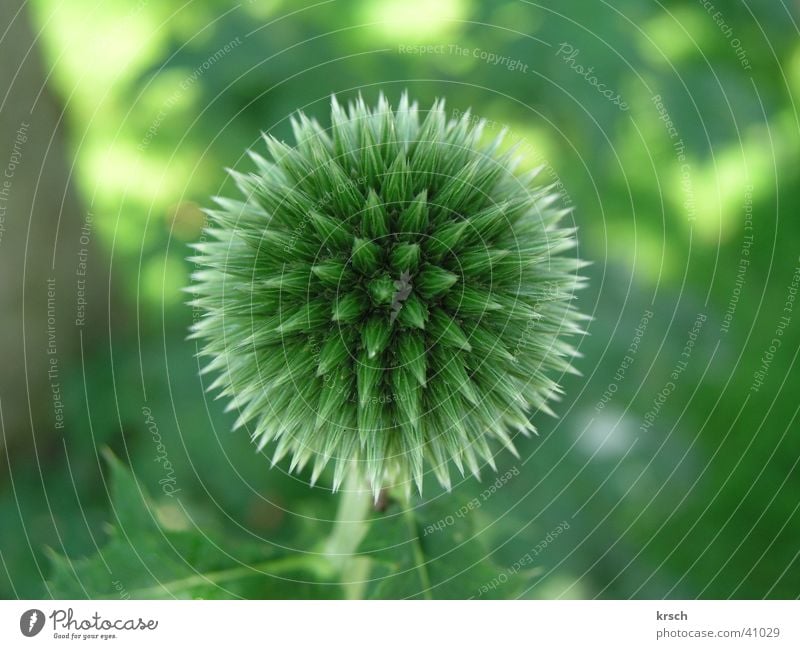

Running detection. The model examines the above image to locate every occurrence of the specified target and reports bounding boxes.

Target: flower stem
[324,469,374,599]
[397,490,433,599]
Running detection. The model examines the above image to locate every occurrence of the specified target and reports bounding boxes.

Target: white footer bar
[1,600,796,647]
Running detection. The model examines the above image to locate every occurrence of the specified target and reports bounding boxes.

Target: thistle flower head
[190,93,586,497]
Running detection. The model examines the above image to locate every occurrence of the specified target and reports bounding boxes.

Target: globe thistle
[189,93,586,497]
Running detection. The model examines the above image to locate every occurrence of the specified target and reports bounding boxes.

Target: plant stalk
[396,488,433,599]
[324,468,374,598]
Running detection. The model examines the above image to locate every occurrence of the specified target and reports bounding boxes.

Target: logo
[20,609,45,637]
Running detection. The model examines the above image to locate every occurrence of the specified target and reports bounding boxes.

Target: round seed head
[190,93,586,497]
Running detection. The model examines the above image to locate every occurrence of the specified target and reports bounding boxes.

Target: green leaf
[396,293,428,330]
[444,284,503,316]
[356,349,382,406]
[311,259,352,287]
[47,452,340,599]
[332,290,368,323]
[397,190,429,234]
[425,219,470,261]
[367,274,395,305]
[362,315,392,358]
[415,265,459,299]
[316,331,352,377]
[396,331,427,387]
[361,189,390,239]
[428,308,472,352]
[380,152,411,204]
[390,242,421,273]
[351,237,382,275]
[308,210,352,249]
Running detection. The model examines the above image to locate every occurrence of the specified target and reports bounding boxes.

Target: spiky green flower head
[190,93,586,498]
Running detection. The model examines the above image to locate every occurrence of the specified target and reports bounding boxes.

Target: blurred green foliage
[2,0,798,598]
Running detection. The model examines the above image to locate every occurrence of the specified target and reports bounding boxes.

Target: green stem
[398,490,433,599]
[128,554,334,598]
[324,469,374,599]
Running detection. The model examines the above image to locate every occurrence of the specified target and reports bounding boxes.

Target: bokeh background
[1,0,798,598]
